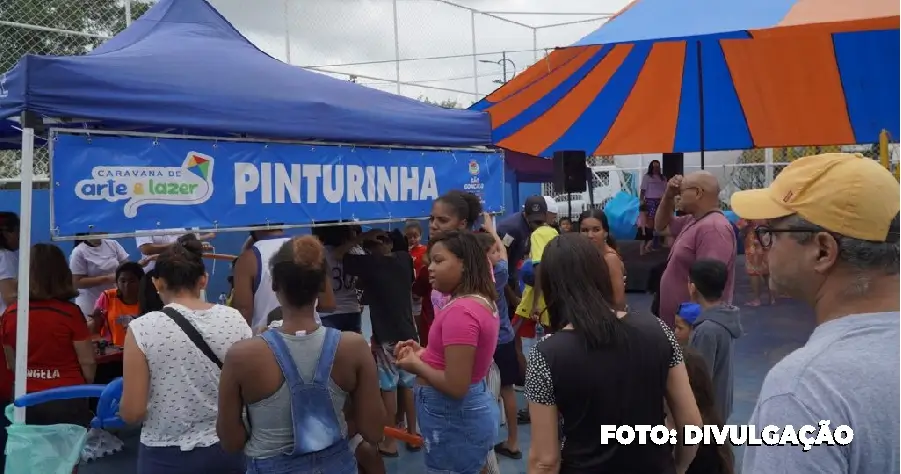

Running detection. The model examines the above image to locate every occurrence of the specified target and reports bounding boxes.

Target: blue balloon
[13,378,127,429]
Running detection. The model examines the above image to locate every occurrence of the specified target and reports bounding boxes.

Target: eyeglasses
[679,186,700,196]
[754,225,824,250]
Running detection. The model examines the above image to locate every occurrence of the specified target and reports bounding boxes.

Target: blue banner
[51,134,504,236]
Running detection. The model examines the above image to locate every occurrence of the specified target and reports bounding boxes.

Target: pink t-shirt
[421,297,500,383]
[659,213,736,327]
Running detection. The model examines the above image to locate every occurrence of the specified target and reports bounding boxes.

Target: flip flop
[405,442,421,452]
[494,443,523,460]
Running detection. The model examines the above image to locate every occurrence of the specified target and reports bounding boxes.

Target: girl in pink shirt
[395,230,500,474]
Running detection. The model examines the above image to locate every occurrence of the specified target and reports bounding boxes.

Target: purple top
[640,174,667,200]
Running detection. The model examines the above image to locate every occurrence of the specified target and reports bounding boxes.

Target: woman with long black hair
[525,233,701,474]
[394,231,500,474]
[578,209,626,311]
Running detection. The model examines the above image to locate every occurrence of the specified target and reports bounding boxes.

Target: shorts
[492,340,522,387]
[373,342,416,391]
[516,317,549,339]
[321,312,362,333]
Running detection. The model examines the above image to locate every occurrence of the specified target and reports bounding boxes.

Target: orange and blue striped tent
[472,0,899,158]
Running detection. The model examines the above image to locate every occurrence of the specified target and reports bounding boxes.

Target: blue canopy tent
[0,0,493,424]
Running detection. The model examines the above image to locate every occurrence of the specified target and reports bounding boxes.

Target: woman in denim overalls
[217,236,386,473]
[395,231,501,474]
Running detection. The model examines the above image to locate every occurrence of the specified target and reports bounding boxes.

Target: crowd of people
[0,152,896,474]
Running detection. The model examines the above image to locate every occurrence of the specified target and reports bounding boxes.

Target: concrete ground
[81,257,815,474]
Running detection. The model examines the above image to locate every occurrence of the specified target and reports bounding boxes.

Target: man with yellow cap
[732,153,899,474]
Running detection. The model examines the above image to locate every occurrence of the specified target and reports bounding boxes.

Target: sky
[205,0,630,105]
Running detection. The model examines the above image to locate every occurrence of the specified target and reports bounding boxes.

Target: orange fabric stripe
[484,48,584,103]
[486,46,602,129]
[775,0,898,28]
[721,34,854,147]
[754,16,898,38]
[497,45,633,156]
[596,42,686,155]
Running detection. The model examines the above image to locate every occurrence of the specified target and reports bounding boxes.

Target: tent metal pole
[696,40,705,170]
[125,0,132,26]
[392,0,401,95]
[532,28,538,63]
[13,112,37,424]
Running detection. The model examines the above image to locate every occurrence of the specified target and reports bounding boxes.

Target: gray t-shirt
[743,312,900,474]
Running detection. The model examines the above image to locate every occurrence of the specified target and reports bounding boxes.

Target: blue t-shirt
[493,260,514,344]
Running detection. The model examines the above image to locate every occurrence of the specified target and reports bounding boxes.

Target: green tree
[0,0,152,72]
[418,96,461,109]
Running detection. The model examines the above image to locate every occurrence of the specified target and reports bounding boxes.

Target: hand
[665,175,683,198]
[394,339,422,359]
[395,346,424,374]
[138,255,158,267]
[481,212,496,234]
[530,308,542,322]
[104,274,117,285]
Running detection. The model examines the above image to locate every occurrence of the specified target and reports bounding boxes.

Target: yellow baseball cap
[730,153,900,242]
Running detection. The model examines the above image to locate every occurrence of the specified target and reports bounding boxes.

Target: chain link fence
[544,144,900,218]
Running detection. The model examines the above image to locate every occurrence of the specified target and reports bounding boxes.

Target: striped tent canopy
[472,0,900,157]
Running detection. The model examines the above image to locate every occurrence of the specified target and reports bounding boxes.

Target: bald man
[654,171,737,327]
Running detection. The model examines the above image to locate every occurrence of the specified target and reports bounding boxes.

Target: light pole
[479,51,516,84]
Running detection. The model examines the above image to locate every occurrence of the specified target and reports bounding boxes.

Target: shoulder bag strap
[162,307,222,369]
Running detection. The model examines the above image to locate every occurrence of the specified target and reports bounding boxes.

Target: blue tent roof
[0,0,490,147]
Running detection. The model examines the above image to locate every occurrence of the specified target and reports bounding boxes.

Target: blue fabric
[250,328,356,472]
[572,0,796,45]
[0,0,490,148]
[415,382,499,474]
[493,260,514,344]
[493,46,614,142]
[545,43,652,156]
[834,29,901,144]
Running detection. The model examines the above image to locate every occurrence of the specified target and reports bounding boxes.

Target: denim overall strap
[311,328,341,385]
[261,330,307,387]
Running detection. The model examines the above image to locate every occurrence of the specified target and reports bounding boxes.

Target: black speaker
[553,150,588,193]
[661,153,684,178]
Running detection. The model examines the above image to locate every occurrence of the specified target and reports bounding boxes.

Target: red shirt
[409,244,427,271]
[0,300,91,394]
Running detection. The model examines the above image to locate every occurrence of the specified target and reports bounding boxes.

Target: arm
[654,181,680,232]
[217,343,250,452]
[604,253,626,311]
[525,345,560,473]
[113,241,130,264]
[332,230,383,259]
[408,306,482,399]
[660,321,701,473]
[414,345,476,399]
[639,177,648,201]
[348,334,386,443]
[231,248,257,326]
[316,264,337,313]
[0,279,15,307]
[741,395,847,474]
[69,308,96,382]
[482,212,508,262]
[119,328,150,424]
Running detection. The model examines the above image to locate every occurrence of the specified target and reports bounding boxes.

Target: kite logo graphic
[75,152,215,218]
[0,74,7,100]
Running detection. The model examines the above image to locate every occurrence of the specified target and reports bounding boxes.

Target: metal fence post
[764,148,774,185]
[283,0,291,63]
[471,10,479,99]
[532,27,538,63]
[125,0,132,26]
[392,0,401,95]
